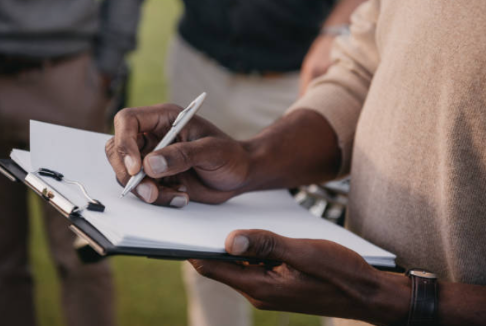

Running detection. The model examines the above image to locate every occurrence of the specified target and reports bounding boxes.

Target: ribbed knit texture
[289,0,486,294]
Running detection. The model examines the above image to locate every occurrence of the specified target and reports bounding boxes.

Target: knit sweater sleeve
[287,0,381,176]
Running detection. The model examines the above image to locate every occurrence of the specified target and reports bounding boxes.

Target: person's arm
[300,0,368,95]
[190,230,486,326]
[105,105,340,206]
[324,0,369,27]
[105,0,381,205]
[96,0,144,80]
[104,1,486,322]
[292,0,380,176]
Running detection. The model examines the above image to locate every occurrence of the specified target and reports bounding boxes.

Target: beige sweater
[290,1,486,323]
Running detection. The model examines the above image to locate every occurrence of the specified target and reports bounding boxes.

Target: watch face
[409,270,438,279]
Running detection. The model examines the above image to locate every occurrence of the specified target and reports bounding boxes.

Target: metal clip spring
[37,168,105,213]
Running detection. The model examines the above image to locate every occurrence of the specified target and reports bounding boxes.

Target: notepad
[10,121,396,267]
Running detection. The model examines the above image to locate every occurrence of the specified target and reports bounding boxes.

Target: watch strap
[407,271,438,326]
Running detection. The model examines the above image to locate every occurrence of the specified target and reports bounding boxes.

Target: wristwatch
[406,269,438,326]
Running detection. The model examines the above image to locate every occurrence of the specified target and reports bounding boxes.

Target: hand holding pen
[120,92,207,198]
[105,92,253,208]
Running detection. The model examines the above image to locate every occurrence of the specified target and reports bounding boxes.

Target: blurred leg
[0,140,35,326]
[167,35,299,326]
[42,204,115,326]
[40,54,114,326]
[183,262,250,326]
[229,69,300,140]
[167,35,299,140]
[0,54,107,136]
[167,36,252,326]
[0,53,114,326]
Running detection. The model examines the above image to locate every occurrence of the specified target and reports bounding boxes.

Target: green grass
[30,1,321,325]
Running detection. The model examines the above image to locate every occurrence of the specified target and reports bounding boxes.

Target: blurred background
[28,1,320,325]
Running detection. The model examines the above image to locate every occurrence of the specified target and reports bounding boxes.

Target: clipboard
[0,155,403,273]
[0,158,274,266]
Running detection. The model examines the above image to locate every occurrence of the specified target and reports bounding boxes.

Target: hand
[105,104,252,207]
[190,230,411,325]
[299,35,335,96]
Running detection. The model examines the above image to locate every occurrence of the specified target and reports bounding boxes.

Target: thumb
[225,230,291,262]
[143,137,221,178]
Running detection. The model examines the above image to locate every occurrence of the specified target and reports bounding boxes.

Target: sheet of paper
[10,149,33,172]
[26,121,395,266]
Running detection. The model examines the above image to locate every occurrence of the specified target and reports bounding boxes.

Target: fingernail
[178,185,187,192]
[231,235,249,255]
[147,155,168,175]
[170,196,188,208]
[136,183,153,203]
[124,155,136,174]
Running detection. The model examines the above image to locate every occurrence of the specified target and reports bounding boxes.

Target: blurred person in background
[164,1,366,326]
[0,1,143,325]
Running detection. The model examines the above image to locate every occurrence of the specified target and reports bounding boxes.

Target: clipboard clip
[38,168,105,212]
[25,168,105,217]
[39,168,64,181]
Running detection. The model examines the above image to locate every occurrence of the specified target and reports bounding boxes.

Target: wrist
[236,109,341,194]
[366,271,411,326]
[237,138,269,194]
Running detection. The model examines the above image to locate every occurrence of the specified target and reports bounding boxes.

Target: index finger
[113,104,182,175]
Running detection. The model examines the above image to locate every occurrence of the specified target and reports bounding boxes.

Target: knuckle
[157,104,183,125]
[105,138,128,178]
[174,145,192,167]
[116,143,130,157]
[114,108,135,127]
[105,138,115,157]
[152,190,177,207]
[164,103,184,113]
[255,236,278,259]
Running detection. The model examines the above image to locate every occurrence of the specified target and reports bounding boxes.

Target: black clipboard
[0,158,268,264]
[0,158,403,272]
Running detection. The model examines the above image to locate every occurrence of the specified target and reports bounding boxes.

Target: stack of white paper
[11,121,396,267]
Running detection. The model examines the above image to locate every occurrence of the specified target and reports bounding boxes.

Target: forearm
[438,281,486,325]
[368,272,486,326]
[239,109,341,192]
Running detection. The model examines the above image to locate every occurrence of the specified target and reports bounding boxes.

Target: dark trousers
[0,53,115,326]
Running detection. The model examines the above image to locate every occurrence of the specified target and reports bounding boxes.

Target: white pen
[120,92,207,198]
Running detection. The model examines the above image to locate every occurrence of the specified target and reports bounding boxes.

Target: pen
[120,92,207,198]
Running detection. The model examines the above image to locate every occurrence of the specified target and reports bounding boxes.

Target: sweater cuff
[287,81,363,177]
